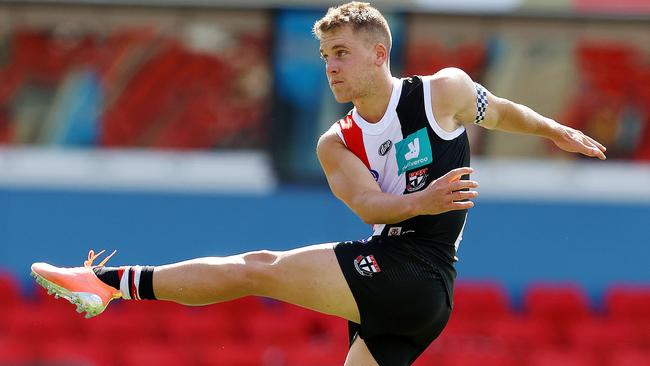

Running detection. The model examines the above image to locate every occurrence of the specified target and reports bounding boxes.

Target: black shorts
[334,236,453,366]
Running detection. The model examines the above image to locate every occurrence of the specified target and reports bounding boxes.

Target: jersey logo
[354,255,381,277]
[370,169,379,181]
[378,140,392,156]
[405,138,419,160]
[407,168,428,192]
[395,128,432,174]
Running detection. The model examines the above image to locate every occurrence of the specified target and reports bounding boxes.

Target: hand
[552,126,607,160]
[413,167,479,216]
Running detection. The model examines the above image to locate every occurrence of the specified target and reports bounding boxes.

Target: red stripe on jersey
[117,268,125,280]
[338,115,370,169]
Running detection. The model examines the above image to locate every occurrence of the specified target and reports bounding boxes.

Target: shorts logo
[378,140,392,156]
[370,169,379,181]
[406,168,428,192]
[395,128,433,174]
[388,227,402,236]
[354,255,381,277]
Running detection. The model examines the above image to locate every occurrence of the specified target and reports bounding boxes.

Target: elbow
[349,204,375,225]
[348,193,378,225]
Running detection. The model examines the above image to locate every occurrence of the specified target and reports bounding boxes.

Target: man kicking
[32,2,606,365]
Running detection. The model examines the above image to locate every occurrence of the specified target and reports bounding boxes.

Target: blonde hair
[313,2,392,53]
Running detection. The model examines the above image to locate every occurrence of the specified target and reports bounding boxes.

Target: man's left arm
[431,67,607,160]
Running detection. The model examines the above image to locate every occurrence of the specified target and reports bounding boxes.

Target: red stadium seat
[0,337,35,365]
[485,315,557,350]
[528,348,599,366]
[413,350,445,366]
[605,285,650,322]
[444,350,520,366]
[452,281,511,323]
[4,304,84,343]
[566,318,641,351]
[315,313,349,347]
[524,283,591,323]
[209,296,267,320]
[161,307,235,346]
[199,342,266,366]
[84,304,162,343]
[39,339,113,366]
[0,271,21,309]
[120,341,194,366]
[284,340,347,366]
[608,349,650,366]
[243,306,313,346]
[576,42,639,99]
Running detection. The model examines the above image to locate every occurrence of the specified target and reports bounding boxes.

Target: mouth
[330,80,343,86]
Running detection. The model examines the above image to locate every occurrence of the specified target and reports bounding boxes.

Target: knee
[241,250,280,289]
[243,250,279,266]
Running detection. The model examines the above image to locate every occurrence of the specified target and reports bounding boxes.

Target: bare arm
[317,127,478,225]
[429,68,607,160]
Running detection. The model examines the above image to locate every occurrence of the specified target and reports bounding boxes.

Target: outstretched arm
[429,68,607,160]
[317,128,478,225]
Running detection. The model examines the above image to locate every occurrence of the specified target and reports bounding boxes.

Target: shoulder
[317,120,347,155]
[428,67,475,100]
[426,67,478,124]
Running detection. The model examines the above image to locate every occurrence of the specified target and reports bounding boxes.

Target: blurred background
[0,0,649,365]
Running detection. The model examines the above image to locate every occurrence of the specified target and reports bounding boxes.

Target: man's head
[313,2,392,103]
[313,2,392,56]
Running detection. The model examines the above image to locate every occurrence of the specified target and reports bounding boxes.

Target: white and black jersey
[332,76,472,263]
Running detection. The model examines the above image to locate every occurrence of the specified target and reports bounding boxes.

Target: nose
[326,60,339,75]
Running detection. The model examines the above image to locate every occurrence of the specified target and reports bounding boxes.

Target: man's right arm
[317,127,478,225]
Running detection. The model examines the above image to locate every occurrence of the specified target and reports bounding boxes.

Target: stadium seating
[608,349,650,366]
[3,270,650,366]
[524,283,592,322]
[605,285,650,322]
[0,337,33,366]
[0,28,267,150]
[528,348,599,366]
[451,281,511,322]
[0,271,21,309]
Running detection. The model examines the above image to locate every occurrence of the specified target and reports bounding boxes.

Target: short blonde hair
[313,2,392,53]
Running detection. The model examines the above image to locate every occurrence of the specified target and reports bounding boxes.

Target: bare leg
[153,243,361,323]
[345,337,380,366]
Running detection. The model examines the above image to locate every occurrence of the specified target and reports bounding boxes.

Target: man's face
[319,26,377,103]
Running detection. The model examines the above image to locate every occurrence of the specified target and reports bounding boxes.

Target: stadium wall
[1,157,648,306]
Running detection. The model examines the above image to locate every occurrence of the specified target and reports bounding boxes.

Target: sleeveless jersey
[332,76,471,263]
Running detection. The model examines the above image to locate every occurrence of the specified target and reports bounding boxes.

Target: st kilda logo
[378,140,392,156]
[354,255,381,277]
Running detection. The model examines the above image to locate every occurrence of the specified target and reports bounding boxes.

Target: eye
[336,50,348,57]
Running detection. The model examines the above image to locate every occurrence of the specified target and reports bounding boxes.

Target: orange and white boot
[31,250,122,318]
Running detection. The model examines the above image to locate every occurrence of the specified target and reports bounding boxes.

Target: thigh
[345,337,379,366]
[256,243,360,323]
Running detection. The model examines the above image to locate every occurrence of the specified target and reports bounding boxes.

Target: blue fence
[2,187,649,305]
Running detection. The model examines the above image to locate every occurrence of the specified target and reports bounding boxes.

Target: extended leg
[153,243,360,322]
[32,243,360,322]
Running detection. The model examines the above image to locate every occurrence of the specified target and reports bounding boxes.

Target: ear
[373,43,388,66]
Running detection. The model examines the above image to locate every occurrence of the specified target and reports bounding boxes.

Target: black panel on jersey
[380,76,471,265]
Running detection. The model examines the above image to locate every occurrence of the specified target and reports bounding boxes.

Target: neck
[353,71,393,123]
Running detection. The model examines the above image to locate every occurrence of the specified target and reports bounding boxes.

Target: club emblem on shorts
[354,255,381,277]
[388,227,402,236]
[378,140,392,156]
[406,168,428,192]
